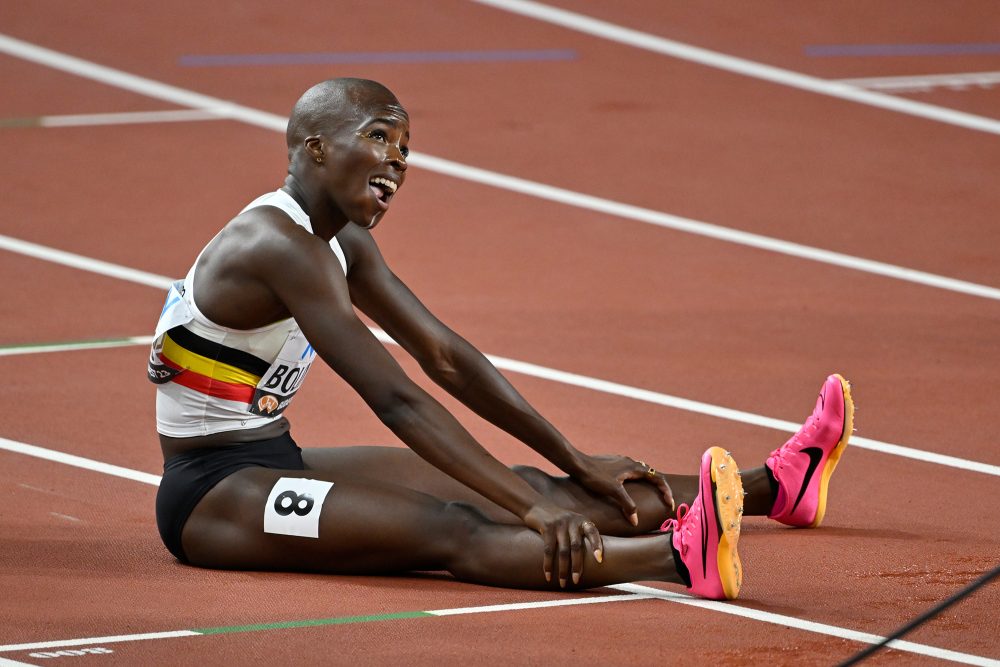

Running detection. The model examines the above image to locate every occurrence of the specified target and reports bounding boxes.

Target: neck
[281,175,348,241]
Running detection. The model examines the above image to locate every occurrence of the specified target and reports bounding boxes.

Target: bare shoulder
[195,204,347,328]
[219,204,329,265]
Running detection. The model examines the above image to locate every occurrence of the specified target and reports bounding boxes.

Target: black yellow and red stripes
[158,326,270,403]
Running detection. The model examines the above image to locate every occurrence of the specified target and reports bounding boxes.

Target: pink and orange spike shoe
[767,373,855,528]
[661,446,744,600]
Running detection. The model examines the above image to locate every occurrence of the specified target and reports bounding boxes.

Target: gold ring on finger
[646,467,657,477]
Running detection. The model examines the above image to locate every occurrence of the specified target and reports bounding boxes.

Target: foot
[662,447,744,600]
[767,373,855,528]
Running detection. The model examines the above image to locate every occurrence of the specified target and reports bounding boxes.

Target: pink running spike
[767,374,855,528]
[661,447,743,600]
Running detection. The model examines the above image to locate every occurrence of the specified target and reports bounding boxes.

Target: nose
[387,144,407,172]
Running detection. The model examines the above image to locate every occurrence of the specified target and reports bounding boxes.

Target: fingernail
[594,549,604,564]
[572,572,580,585]
[545,571,551,582]
[559,578,567,588]
[629,512,639,527]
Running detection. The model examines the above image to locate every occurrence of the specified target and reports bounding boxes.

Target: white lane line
[0,551,993,665]
[425,592,652,615]
[613,584,1000,667]
[838,71,1000,93]
[2,325,999,477]
[0,236,996,475]
[469,349,1000,478]
[1,34,998,302]
[410,153,1000,301]
[37,109,229,127]
[0,438,162,487]
[0,336,153,357]
[472,0,1000,137]
[0,234,172,289]
[0,632,199,654]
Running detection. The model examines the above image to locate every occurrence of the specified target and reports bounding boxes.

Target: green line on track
[0,116,42,128]
[193,611,432,636]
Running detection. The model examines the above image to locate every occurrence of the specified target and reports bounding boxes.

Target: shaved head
[286,78,406,158]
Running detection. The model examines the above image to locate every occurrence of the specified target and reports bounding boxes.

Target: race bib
[248,331,317,417]
[263,477,334,538]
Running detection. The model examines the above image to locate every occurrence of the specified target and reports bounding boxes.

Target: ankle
[741,466,778,515]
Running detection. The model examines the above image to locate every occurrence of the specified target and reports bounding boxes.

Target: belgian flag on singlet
[154,326,270,404]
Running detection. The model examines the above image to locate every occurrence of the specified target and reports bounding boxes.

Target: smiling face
[287,79,410,231]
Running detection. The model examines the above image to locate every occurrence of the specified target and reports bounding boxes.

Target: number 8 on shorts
[264,477,334,538]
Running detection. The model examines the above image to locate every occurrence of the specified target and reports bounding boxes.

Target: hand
[522,501,604,588]
[575,454,675,526]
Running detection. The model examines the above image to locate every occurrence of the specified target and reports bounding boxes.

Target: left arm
[338,225,672,520]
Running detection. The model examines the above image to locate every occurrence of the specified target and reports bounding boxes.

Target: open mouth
[368,176,398,209]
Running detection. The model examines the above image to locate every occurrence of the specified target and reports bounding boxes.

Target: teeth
[370,177,397,193]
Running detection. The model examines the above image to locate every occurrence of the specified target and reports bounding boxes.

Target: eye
[367,129,387,142]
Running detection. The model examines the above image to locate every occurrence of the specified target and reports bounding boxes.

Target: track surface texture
[1,2,998,665]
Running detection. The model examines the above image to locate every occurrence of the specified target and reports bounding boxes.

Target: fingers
[633,460,676,513]
[582,520,603,565]
[567,520,604,587]
[545,518,604,588]
[558,523,572,588]
[609,483,640,526]
[652,475,676,512]
[543,530,555,584]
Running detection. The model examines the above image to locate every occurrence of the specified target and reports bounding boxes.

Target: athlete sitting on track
[149,78,854,600]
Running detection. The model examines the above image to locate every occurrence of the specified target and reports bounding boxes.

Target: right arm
[254,224,602,584]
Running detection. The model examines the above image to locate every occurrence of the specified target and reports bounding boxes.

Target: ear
[304,135,325,164]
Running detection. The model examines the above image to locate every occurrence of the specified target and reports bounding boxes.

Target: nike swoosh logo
[700,477,710,577]
[790,447,824,514]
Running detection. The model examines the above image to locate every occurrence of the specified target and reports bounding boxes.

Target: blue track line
[806,42,1000,57]
[179,49,576,67]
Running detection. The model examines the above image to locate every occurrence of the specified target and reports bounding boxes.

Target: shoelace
[660,503,691,553]
[767,412,820,480]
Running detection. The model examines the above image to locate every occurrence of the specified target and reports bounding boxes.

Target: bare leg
[301,446,775,535]
[181,467,685,590]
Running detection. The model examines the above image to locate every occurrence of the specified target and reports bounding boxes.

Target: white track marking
[2,325,999,477]
[0,234,172,289]
[426,592,653,615]
[0,336,153,357]
[472,0,1000,137]
[0,632,198,653]
[613,584,1000,667]
[839,71,1000,93]
[0,29,992,667]
[0,438,161,487]
[0,236,996,475]
[470,350,1000,477]
[36,109,230,127]
[0,658,38,666]
[1,34,998,301]
[409,153,1000,300]
[2,587,995,666]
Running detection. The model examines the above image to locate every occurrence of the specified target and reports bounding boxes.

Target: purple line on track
[806,42,1000,57]
[179,49,577,67]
